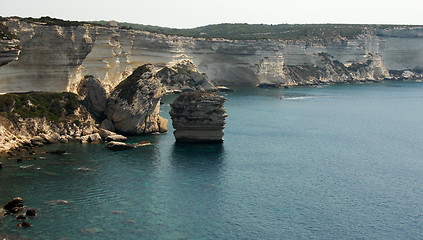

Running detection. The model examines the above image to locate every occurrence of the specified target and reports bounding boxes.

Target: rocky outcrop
[0,92,99,154]
[77,75,108,121]
[1,18,423,94]
[170,91,227,143]
[156,60,217,92]
[104,64,168,134]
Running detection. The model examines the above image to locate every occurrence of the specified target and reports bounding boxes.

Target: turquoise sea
[1,81,423,239]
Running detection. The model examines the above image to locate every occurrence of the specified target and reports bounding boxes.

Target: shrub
[0,92,80,122]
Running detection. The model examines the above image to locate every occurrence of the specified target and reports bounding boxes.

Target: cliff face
[1,18,423,93]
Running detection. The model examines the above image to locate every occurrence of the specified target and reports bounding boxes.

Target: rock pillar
[170,91,227,143]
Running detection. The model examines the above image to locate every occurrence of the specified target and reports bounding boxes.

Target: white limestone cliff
[1,18,423,94]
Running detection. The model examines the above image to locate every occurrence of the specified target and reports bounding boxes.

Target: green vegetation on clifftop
[0,92,80,122]
[115,65,151,104]
[109,22,420,41]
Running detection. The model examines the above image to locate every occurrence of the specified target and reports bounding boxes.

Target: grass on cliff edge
[114,64,151,105]
[0,92,80,122]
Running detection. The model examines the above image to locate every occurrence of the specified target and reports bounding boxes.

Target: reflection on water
[171,142,225,166]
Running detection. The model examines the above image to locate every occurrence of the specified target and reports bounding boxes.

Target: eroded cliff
[1,17,423,94]
[170,91,227,143]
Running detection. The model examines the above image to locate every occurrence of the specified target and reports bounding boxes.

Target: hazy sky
[2,0,422,28]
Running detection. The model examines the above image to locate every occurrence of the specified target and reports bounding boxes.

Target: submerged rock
[46,150,66,155]
[16,214,26,220]
[105,141,136,151]
[17,222,31,228]
[4,197,24,213]
[170,91,227,142]
[25,209,36,217]
[257,82,279,88]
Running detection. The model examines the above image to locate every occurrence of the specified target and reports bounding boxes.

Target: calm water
[1,81,423,239]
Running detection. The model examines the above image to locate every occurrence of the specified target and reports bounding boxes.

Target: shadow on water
[170,142,225,169]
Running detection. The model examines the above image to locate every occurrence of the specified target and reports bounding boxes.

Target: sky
[1,0,422,28]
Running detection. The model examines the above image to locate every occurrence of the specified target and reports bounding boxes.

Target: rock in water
[26,208,36,216]
[105,141,136,151]
[170,91,227,142]
[104,64,168,134]
[4,197,24,213]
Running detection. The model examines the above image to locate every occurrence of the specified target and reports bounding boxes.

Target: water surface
[1,81,423,239]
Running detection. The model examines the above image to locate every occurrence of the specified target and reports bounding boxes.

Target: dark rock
[257,82,279,88]
[170,91,227,143]
[17,222,31,228]
[77,75,108,122]
[105,141,136,151]
[26,209,36,217]
[4,197,24,213]
[46,150,66,155]
[16,214,27,220]
[0,162,2,168]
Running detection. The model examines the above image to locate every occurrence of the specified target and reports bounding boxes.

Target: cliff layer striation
[170,91,227,143]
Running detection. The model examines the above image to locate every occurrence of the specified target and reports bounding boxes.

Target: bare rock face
[170,91,227,143]
[156,60,217,93]
[104,64,168,134]
[77,75,108,122]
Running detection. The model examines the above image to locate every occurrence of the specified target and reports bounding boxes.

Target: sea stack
[170,91,227,143]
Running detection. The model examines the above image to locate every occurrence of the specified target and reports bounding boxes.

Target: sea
[1,81,423,239]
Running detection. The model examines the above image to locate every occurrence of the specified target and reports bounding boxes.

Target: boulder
[80,135,90,144]
[59,136,69,143]
[42,132,60,143]
[77,75,108,122]
[98,128,116,139]
[26,208,36,217]
[80,133,102,144]
[17,222,31,228]
[105,135,127,142]
[30,136,45,146]
[170,91,227,142]
[16,214,27,220]
[105,141,136,151]
[4,197,24,213]
[88,133,102,143]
